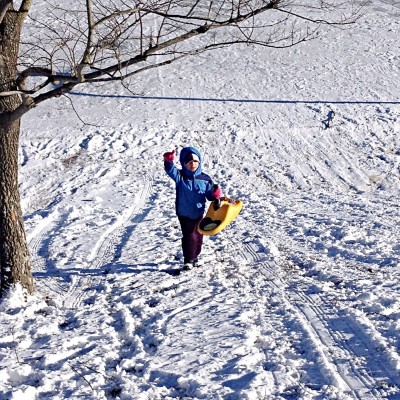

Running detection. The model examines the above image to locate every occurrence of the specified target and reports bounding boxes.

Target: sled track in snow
[63,175,153,309]
[294,291,400,398]
[237,241,400,398]
[29,206,72,298]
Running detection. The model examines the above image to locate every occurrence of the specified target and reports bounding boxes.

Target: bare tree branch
[4,0,363,117]
[0,0,12,25]
[76,0,95,81]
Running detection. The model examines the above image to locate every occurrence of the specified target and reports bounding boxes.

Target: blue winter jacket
[164,147,215,219]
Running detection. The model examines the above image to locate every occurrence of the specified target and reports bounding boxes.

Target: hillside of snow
[1,1,400,399]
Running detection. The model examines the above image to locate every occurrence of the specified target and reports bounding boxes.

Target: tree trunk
[0,5,34,296]
[0,115,33,295]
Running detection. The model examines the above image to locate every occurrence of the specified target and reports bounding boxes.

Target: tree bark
[0,4,34,295]
[0,115,33,295]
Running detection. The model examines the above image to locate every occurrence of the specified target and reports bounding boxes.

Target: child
[163,146,222,268]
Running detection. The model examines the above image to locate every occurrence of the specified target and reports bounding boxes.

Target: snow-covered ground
[1,1,400,399]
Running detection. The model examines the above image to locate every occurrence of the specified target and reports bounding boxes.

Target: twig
[63,94,100,128]
[68,362,94,390]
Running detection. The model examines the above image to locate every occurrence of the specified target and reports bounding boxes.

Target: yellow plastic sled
[198,196,243,236]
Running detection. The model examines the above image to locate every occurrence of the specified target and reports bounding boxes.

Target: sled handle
[218,196,241,206]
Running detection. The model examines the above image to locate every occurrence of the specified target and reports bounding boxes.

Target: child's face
[185,160,199,172]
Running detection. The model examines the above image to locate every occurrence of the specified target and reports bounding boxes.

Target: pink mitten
[212,187,222,199]
[163,150,175,162]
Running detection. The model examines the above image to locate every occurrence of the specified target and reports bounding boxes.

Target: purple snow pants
[178,216,203,263]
